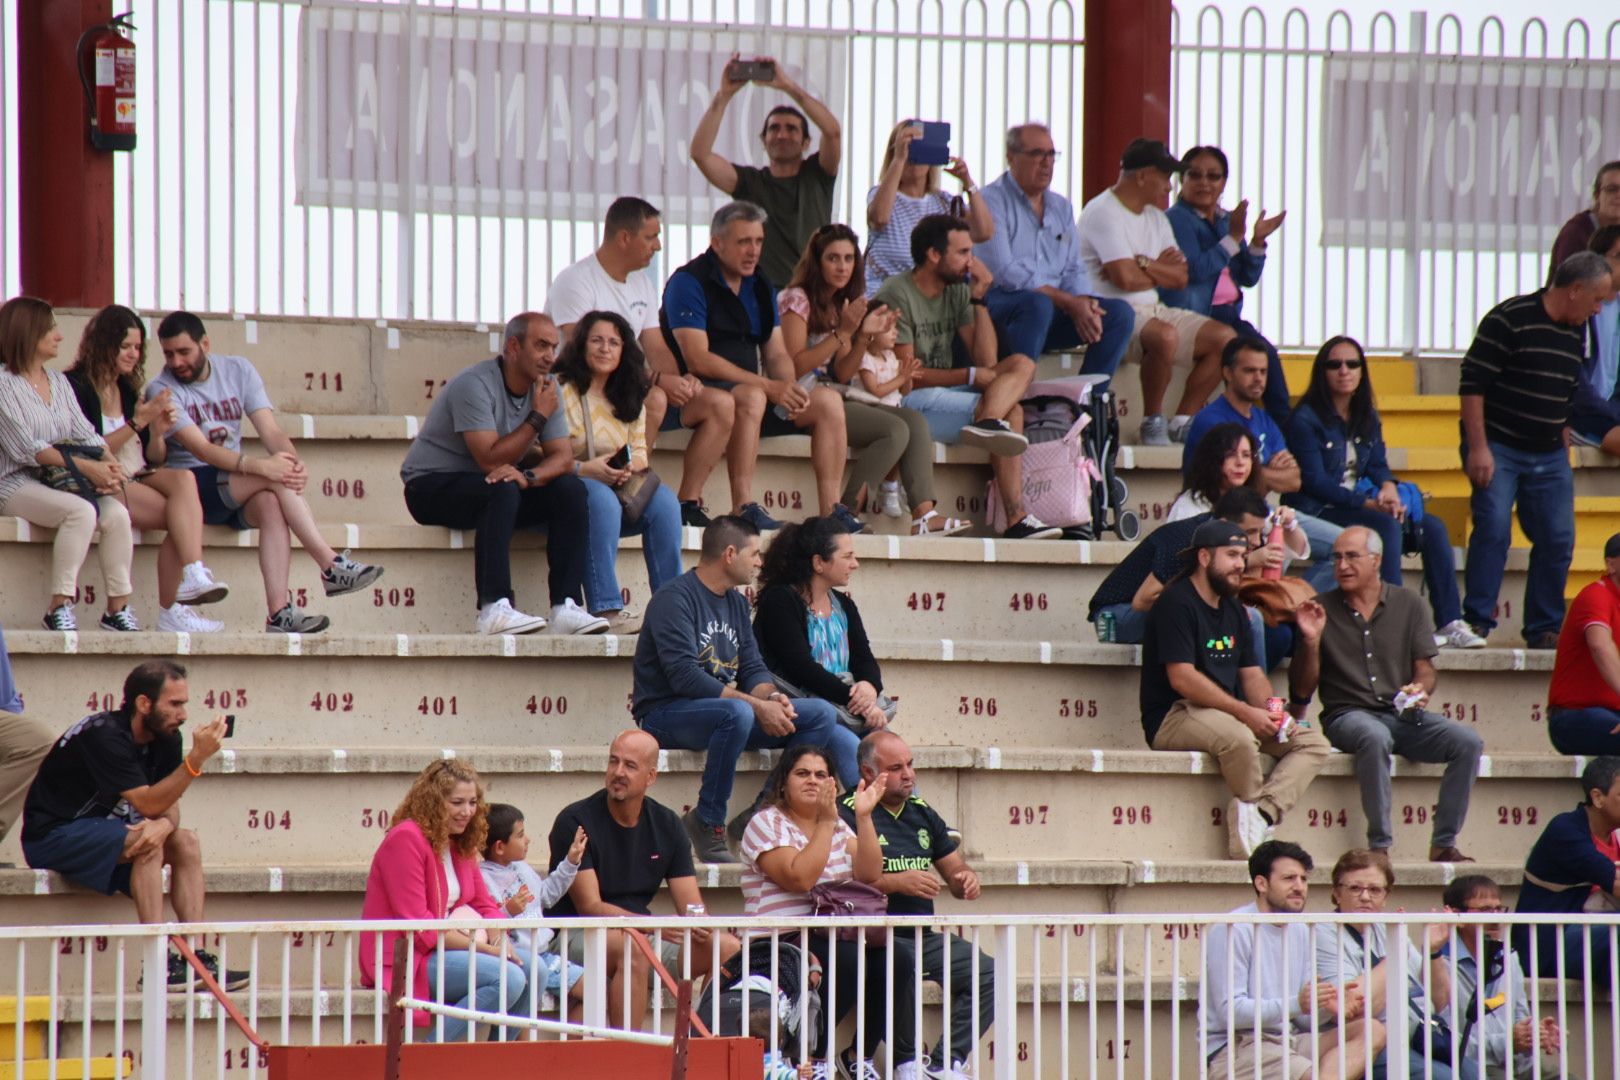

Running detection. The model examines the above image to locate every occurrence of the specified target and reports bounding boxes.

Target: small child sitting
[856,314,916,408]
[479,803,588,1010]
[753,1001,815,1080]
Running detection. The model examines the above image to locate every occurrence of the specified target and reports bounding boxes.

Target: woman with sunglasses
[1163,145,1291,426]
[1288,336,1485,649]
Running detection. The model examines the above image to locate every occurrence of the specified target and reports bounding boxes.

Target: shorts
[1568,399,1620,446]
[528,948,585,995]
[1124,303,1216,369]
[22,816,133,896]
[659,408,688,433]
[698,377,801,438]
[561,924,685,983]
[190,465,251,530]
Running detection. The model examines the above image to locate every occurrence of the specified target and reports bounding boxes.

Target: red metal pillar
[18,0,116,307]
[1082,0,1173,204]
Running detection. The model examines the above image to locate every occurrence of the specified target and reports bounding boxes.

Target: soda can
[1267,697,1289,742]
[1096,610,1117,643]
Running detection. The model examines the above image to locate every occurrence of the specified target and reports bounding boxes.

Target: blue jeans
[1370,1046,1478,1080]
[900,386,982,445]
[582,477,683,614]
[638,696,858,826]
[1461,440,1574,637]
[1317,505,1462,626]
[1294,512,1344,592]
[1517,922,1616,982]
[426,948,531,1042]
[982,290,1135,378]
[1547,706,1620,754]
[1209,306,1290,428]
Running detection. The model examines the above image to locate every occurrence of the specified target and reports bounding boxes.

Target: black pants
[920,929,995,1065]
[807,930,917,1065]
[404,472,588,608]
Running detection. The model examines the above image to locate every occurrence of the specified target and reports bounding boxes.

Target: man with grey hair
[975,123,1135,381]
[1461,250,1616,648]
[400,311,608,636]
[659,201,859,534]
[1289,525,1484,862]
[1078,137,1237,445]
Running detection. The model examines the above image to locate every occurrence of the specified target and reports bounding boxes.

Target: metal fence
[1,3,1617,351]
[4,912,1615,1080]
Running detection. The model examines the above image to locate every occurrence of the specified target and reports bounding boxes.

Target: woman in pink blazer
[359,759,530,1040]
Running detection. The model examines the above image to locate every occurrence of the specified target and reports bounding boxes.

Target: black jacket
[65,369,150,457]
[753,584,883,708]
[659,248,775,378]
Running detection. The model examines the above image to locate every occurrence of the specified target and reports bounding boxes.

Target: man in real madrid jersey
[839,731,992,1079]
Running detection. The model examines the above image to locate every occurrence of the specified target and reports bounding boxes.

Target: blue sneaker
[829,503,869,534]
[737,502,784,531]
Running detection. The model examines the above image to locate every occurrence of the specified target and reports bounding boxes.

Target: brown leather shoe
[1429,846,1475,863]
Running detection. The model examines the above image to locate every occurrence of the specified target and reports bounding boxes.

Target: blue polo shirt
[1181,395,1289,475]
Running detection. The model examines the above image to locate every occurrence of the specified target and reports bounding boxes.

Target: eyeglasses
[1185,170,1226,182]
[1335,883,1389,898]
[1465,905,1510,914]
[1329,551,1372,563]
[1324,359,1364,371]
[1016,149,1061,162]
[1600,184,1620,196]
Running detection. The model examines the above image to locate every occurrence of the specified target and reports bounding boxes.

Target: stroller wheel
[1109,476,1129,504]
[1115,510,1141,542]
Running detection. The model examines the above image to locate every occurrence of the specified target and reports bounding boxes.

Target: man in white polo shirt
[1079,138,1236,446]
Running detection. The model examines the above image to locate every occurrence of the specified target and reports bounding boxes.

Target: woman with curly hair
[66,305,230,633]
[359,760,530,1041]
[552,311,683,634]
[1170,424,1308,567]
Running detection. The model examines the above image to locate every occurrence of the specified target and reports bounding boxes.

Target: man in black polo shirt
[660,200,855,533]
[21,659,245,989]
[546,729,739,1030]
[1287,526,1484,861]
[1461,251,1615,648]
[1140,520,1331,859]
[839,731,990,1079]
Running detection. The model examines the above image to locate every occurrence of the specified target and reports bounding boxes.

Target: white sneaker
[175,562,230,605]
[1227,797,1269,859]
[924,1059,974,1080]
[879,481,905,518]
[547,598,610,635]
[475,599,547,636]
[1435,618,1487,649]
[1168,415,1194,443]
[157,604,224,633]
[893,1063,922,1080]
[602,608,643,635]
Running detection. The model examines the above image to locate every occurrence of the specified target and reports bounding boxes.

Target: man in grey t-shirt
[400,312,607,636]
[150,312,384,634]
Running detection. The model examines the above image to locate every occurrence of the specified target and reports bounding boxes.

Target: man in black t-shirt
[20,660,244,989]
[839,732,992,1076]
[1140,520,1331,860]
[546,729,739,1030]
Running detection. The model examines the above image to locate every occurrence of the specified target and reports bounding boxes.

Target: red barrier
[268,1040,765,1079]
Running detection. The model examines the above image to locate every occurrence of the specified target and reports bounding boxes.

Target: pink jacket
[358,818,502,1026]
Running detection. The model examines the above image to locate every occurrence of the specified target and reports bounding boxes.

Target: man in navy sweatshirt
[1513,754,1620,978]
[631,515,857,863]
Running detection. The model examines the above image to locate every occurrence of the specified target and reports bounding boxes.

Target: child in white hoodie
[480,802,588,1010]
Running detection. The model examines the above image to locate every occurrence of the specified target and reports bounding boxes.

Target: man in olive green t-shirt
[873,214,1062,541]
[690,54,840,288]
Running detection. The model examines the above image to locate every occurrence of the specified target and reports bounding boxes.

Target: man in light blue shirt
[1569,225,1620,454]
[975,123,1134,377]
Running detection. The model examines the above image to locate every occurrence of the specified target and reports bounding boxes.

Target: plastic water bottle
[774,371,821,420]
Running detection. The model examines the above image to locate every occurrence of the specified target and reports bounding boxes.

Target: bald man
[840,732,993,1077]
[544,730,738,1030]
[400,311,607,636]
[1290,526,1484,861]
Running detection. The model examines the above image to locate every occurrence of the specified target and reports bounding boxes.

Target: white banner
[295,3,850,224]
[1321,53,1620,251]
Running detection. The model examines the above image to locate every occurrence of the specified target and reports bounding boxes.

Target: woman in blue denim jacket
[1286,336,1484,649]
[1163,145,1291,426]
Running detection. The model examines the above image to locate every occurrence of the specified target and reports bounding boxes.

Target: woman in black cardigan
[752,516,891,732]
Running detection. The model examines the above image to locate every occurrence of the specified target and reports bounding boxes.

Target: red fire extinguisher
[76,12,138,152]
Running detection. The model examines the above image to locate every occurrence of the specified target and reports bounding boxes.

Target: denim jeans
[982,290,1135,378]
[1322,708,1484,850]
[638,696,858,826]
[1317,505,1462,627]
[581,476,683,614]
[1461,440,1574,637]
[900,386,982,445]
[426,947,531,1042]
[1294,511,1344,592]
[1547,706,1620,754]
[1369,1047,1478,1080]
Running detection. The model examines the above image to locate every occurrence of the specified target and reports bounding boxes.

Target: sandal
[912,510,971,536]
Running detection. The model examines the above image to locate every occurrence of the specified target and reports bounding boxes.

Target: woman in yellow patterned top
[554,311,683,635]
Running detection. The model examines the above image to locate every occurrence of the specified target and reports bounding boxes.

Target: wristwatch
[521,469,537,485]
[1135,254,1151,271]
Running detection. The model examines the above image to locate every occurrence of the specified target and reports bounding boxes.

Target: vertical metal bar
[1401,12,1428,355]
[152,1,163,308]
[991,924,1016,1080]
[1141,923,1152,1080]
[311,930,324,1046]
[1059,922,1071,1077]
[582,927,608,1027]
[201,0,211,310]
[142,934,168,1080]
[1030,924,1040,1076]
[228,0,237,312]
[1114,925,1125,1080]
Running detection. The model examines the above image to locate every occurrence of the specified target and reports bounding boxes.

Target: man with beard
[1203,840,1372,1080]
[148,312,383,633]
[1140,519,1330,859]
[690,54,841,288]
[544,729,739,1030]
[21,660,246,990]
[874,213,1063,541]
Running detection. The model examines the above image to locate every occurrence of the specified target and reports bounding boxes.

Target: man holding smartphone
[400,312,608,636]
[690,53,842,288]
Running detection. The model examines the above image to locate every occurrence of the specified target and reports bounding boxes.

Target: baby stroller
[692,936,823,1062]
[997,375,1139,541]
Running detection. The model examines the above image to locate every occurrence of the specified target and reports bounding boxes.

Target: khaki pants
[0,479,133,599]
[0,710,56,845]
[1207,1033,1314,1080]
[1152,701,1331,824]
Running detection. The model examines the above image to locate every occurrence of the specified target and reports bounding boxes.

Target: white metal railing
[3,912,1616,1079]
[2,4,1618,352]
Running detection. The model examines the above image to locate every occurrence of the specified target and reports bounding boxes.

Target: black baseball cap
[1121,138,1183,173]
[1181,519,1249,560]
[1605,532,1620,559]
